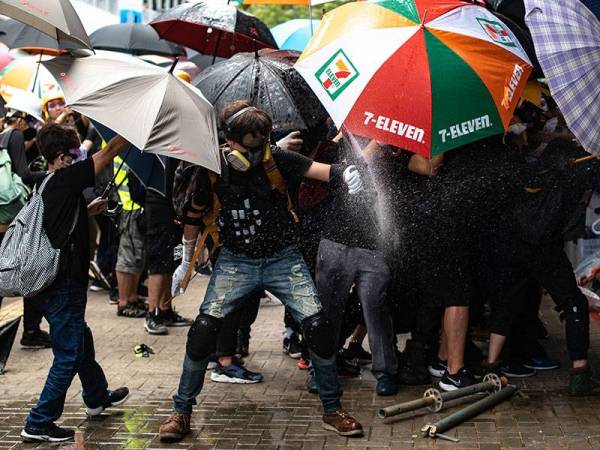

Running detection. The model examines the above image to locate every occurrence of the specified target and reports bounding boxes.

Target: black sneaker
[21,330,52,349]
[144,313,168,335]
[428,357,448,378]
[108,289,119,305]
[85,387,130,416]
[501,362,536,378]
[117,303,146,318]
[439,368,475,392]
[21,423,74,442]
[160,309,193,327]
[283,334,302,359]
[210,363,263,384]
[341,342,372,365]
[337,353,361,377]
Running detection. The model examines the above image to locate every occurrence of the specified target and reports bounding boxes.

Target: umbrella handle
[31,50,43,94]
[572,153,600,165]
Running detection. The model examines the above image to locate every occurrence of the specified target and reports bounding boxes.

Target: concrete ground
[2,275,600,449]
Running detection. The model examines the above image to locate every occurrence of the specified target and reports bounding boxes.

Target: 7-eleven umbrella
[295,0,533,158]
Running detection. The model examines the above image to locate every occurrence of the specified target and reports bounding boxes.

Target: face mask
[508,123,528,136]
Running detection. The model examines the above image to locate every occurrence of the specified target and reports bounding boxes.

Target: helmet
[41,90,66,119]
[5,90,44,124]
[174,70,192,83]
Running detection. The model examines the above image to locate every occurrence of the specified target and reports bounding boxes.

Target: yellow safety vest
[113,156,141,211]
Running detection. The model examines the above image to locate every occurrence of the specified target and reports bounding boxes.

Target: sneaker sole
[501,370,536,378]
[86,392,130,416]
[21,430,73,442]
[144,323,168,335]
[438,380,461,392]
[523,364,560,371]
[210,373,261,384]
[21,344,50,349]
[283,349,302,359]
[164,322,193,327]
[322,423,364,436]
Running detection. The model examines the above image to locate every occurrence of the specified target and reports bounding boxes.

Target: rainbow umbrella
[295,0,533,158]
[0,56,60,102]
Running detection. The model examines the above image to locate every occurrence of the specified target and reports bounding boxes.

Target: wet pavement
[2,276,600,449]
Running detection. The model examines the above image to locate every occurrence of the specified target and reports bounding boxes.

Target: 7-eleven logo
[476,18,516,47]
[315,49,359,100]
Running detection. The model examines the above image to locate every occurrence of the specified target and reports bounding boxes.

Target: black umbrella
[90,23,186,58]
[0,18,79,55]
[194,49,328,137]
[150,1,277,60]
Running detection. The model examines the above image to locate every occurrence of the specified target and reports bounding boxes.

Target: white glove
[171,261,190,298]
[343,165,364,195]
[276,130,303,152]
[171,237,197,298]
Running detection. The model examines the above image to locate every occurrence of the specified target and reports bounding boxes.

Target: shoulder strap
[261,146,299,223]
[37,172,55,195]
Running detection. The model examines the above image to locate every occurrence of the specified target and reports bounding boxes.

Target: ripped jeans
[173,245,343,413]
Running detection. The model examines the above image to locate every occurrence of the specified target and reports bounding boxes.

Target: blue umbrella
[92,120,166,196]
[271,19,321,52]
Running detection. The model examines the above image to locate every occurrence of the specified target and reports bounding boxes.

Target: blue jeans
[173,246,342,413]
[26,280,109,429]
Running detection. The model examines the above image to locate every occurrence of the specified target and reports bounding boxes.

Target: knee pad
[186,314,222,361]
[301,312,336,359]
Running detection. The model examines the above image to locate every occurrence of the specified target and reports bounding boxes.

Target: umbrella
[194,48,328,133]
[150,0,277,59]
[43,53,221,173]
[0,56,60,102]
[240,0,331,3]
[0,0,92,50]
[90,23,186,58]
[271,19,321,51]
[582,0,600,19]
[93,120,167,196]
[0,18,74,55]
[0,45,12,71]
[524,0,600,153]
[295,0,533,158]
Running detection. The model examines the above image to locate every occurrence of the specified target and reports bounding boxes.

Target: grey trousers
[315,238,398,378]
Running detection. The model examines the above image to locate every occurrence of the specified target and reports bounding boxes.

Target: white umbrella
[0,0,92,50]
[43,53,221,173]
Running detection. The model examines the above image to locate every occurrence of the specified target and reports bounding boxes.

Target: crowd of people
[2,73,600,443]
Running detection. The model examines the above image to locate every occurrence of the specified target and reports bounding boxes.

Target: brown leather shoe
[322,410,364,436]
[159,412,191,442]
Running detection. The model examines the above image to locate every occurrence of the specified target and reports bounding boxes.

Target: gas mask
[225,141,269,172]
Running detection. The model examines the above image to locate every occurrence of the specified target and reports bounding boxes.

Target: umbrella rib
[262,60,306,129]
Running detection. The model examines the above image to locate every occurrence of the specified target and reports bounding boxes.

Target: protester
[0,92,50,349]
[159,101,365,441]
[314,138,399,396]
[21,124,130,443]
[144,157,193,334]
[114,157,147,318]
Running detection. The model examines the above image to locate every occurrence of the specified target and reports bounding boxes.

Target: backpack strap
[262,145,299,223]
[37,172,55,195]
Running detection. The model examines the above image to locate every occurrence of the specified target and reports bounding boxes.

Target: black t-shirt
[193,146,312,258]
[40,158,95,288]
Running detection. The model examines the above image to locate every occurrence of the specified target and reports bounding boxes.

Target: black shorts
[146,222,181,275]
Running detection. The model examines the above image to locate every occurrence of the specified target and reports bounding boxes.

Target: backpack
[0,130,30,226]
[0,173,79,297]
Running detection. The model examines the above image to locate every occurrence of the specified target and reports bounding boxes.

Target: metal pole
[378,374,503,418]
[422,385,518,439]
